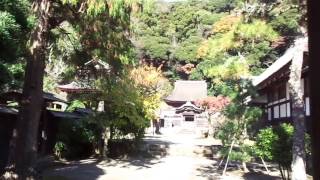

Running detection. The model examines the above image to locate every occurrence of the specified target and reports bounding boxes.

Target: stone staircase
[144,141,213,158]
[178,128,196,135]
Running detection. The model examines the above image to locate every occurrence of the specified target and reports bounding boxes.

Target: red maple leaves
[195,96,231,114]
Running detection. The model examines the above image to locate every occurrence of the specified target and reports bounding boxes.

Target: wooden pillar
[308,0,320,179]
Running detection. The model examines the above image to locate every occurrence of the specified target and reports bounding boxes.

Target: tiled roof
[176,101,203,113]
[49,110,83,119]
[84,59,110,70]
[165,80,207,102]
[0,105,18,115]
[0,91,67,103]
[57,81,96,93]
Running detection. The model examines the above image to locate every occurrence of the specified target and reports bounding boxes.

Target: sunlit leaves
[0,11,20,39]
[235,20,278,42]
[212,15,241,34]
[205,56,250,80]
[134,0,226,74]
[130,65,171,120]
[199,32,239,60]
[95,75,149,138]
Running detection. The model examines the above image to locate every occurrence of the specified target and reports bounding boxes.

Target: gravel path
[43,128,281,180]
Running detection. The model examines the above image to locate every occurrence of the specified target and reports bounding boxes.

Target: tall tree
[2,0,151,178]
[289,0,308,178]
[289,38,307,180]
[3,0,52,178]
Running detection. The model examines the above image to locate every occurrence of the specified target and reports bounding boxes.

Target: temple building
[251,38,310,130]
[57,58,110,111]
[58,58,110,94]
[160,80,209,132]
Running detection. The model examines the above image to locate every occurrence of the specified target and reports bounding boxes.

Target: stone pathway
[42,127,281,180]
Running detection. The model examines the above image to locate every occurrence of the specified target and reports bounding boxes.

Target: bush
[54,118,100,160]
[255,123,307,179]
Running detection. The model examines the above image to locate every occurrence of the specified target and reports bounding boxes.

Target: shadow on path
[195,164,282,180]
[98,157,165,170]
[42,159,105,180]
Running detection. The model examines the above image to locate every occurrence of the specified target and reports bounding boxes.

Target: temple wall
[161,110,209,129]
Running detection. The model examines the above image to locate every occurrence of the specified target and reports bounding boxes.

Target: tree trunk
[3,0,51,179]
[289,38,307,180]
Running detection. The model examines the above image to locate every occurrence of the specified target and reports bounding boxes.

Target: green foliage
[198,17,279,78]
[67,100,86,112]
[141,35,171,60]
[173,36,202,62]
[0,0,32,91]
[92,75,150,140]
[255,123,295,179]
[255,124,312,179]
[55,118,100,159]
[217,120,238,146]
[229,145,253,162]
[255,127,277,160]
[208,0,239,13]
[215,78,262,166]
[269,8,300,35]
[134,0,299,82]
[134,0,230,79]
[272,123,294,168]
[0,11,20,41]
[54,141,67,159]
[235,20,278,42]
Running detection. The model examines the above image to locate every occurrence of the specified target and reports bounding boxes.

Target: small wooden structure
[57,59,110,112]
[58,59,110,95]
[0,106,18,173]
[0,91,89,173]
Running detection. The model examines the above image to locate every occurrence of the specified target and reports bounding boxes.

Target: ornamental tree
[194,96,230,115]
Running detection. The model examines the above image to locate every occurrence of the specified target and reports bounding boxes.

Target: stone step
[167,144,213,157]
[178,129,196,134]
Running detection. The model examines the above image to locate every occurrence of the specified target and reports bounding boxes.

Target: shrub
[255,123,296,179]
[54,118,100,159]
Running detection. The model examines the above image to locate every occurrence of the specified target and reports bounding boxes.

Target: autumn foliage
[195,96,231,114]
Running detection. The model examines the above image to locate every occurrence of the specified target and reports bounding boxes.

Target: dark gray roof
[0,91,67,104]
[176,101,203,113]
[84,59,110,70]
[49,110,83,119]
[165,80,207,102]
[74,108,93,115]
[57,81,97,93]
[0,106,18,115]
[43,92,68,103]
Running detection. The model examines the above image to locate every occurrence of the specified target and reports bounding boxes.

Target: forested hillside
[133,0,301,95]
[0,0,302,95]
